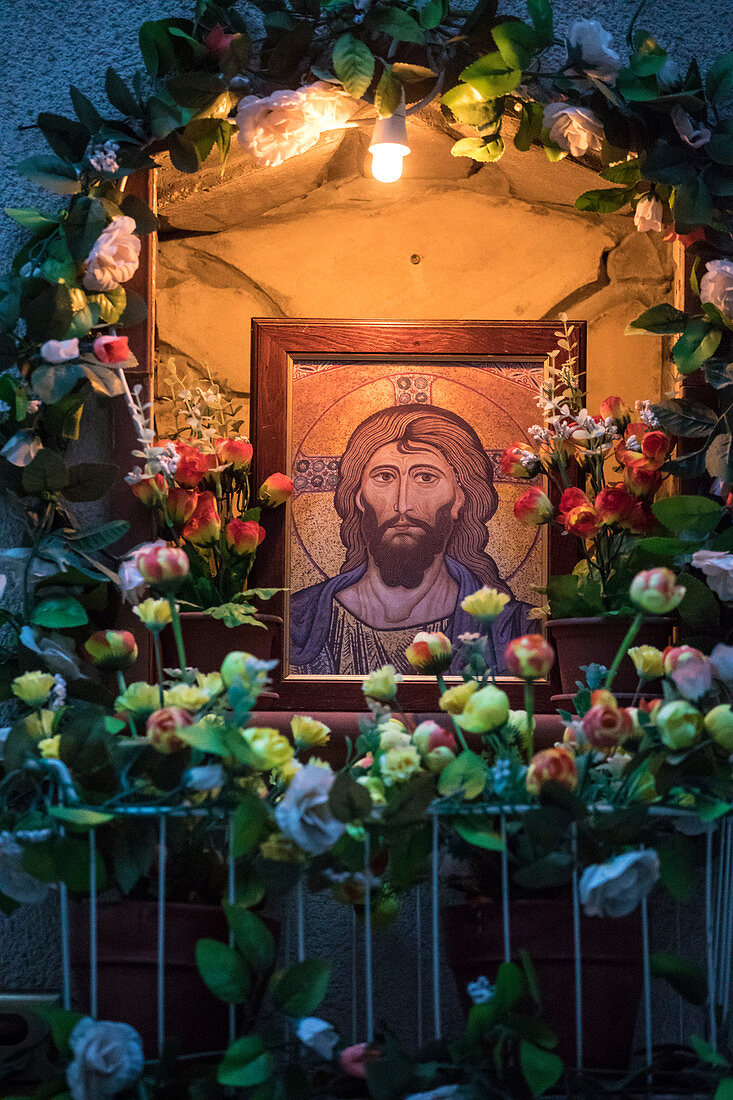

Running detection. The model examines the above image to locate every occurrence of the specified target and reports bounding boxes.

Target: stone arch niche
[150,105,676,430]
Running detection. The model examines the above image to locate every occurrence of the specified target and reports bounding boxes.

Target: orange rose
[594,486,636,525]
[226,518,265,554]
[166,487,198,527]
[131,474,167,508]
[513,486,553,526]
[182,490,221,545]
[526,747,578,795]
[505,634,555,680]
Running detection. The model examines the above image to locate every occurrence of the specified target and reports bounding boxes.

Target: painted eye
[415,471,439,484]
[371,470,395,483]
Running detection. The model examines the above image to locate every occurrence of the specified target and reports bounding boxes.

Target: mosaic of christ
[288,362,546,677]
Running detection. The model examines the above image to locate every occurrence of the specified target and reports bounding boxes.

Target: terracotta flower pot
[546,616,674,695]
[160,611,282,682]
[443,895,643,1071]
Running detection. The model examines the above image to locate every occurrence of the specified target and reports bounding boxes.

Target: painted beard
[361,501,454,589]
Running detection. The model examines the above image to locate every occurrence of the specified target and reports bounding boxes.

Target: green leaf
[374,65,401,118]
[69,86,103,134]
[167,73,226,109]
[707,132,733,166]
[418,0,443,30]
[642,141,697,186]
[105,67,141,117]
[706,51,733,102]
[453,815,504,850]
[656,833,695,903]
[441,83,501,127]
[4,208,59,232]
[690,1033,729,1067]
[64,197,107,263]
[31,364,83,404]
[224,905,275,971]
[626,303,689,334]
[230,794,270,857]
[119,194,159,236]
[491,21,537,70]
[520,1041,563,1096]
[16,154,80,196]
[652,398,717,438]
[63,462,117,502]
[575,186,634,213]
[368,7,424,43]
[196,938,251,1003]
[218,1035,274,1088]
[715,1080,733,1100]
[438,749,485,800]
[391,62,437,83]
[21,283,75,341]
[85,286,127,324]
[80,363,126,397]
[49,806,113,827]
[112,820,157,894]
[328,771,373,822]
[22,449,69,494]
[31,596,89,629]
[37,113,90,162]
[33,1005,84,1057]
[332,34,375,97]
[676,571,721,632]
[526,0,553,45]
[650,951,707,1005]
[652,495,721,532]
[451,136,504,161]
[460,51,521,98]
[269,958,331,1016]
[514,101,543,152]
[706,433,733,483]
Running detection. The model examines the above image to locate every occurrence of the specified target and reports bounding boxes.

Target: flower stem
[604,613,643,691]
[167,597,191,682]
[437,673,469,753]
[116,670,137,736]
[152,633,166,707]
[523,680,535,762]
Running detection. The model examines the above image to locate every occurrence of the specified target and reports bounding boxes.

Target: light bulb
[370,142,408,183]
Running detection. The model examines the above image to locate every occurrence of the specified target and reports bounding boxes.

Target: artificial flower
[258,472,294,506]
[404,1088,466,1100]
[405,631,453,674]
[629,568,686,614]
[566,18,621,81]
[656,700,703,749]
[84,630,138,671]
[663,645,712,701]
[0,833,51,904]
[362,665,401,702]
[413,721,455,755]
[66,1017,144,1100]
[581,702,634,752]
[220,651,276,691]
[513,486,553,526]
[628,645,664,681]
[204,22,235,57]
[711,644,733,685]
[40,338,79,363]
[93,335,130,363]
[526,747,578,794]
[165,487,198,527]
[380,744,421,785]
[705,704,733,751]
[379,719,412,750]
[216,437,253,469]
[340,1043,380,1079]
[691,549,733,601]
[295,1017,339,1060]
[274,762,345,855]
[425,746,456,773]
[467,976,495,1004]
[38,734,61,759]
[453,684,509,733]
[357,775,387,805]
[439,680,478,714]
[83,215,141,292]
[579,849,660,917]
[241,727,294,770]
[563,501,600,537]
[132,598,172,632]
[164,683,211,711]
[236,84,354,168]
[699,259,733,318]
[11,670,55,707]
[504,635,554,680]
[291,715,330,748]
[499,445,541,479]
[117,558,147,604]
[184,764,225,791]
[599,396,630,425]
[226,518,265,554]
[543,103,604,158]
[146,706,194,754]
[634,196,664,233]
[182,490,221,546]
[114,681,160,717]
[671,104,711,148]
[461,587,511,622]
[134,543,189,586]
[594,486,636,525]
[174,443,216,489]
[131,474,167,507]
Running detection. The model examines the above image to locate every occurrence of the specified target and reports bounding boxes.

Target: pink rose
[340,1043,380,1079]
[83,215,141,292]
[93,335,130,363]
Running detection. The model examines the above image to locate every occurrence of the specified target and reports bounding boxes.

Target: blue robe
[290,556,531,675]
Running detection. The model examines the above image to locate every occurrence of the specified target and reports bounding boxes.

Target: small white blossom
[467,976,495,1004]
[89,140,120,174]
[635,400,661,429]
[50,674,67,710]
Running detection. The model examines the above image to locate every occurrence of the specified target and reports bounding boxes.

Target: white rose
[0,833,50,904]
[83,215,141,292]
[0,429,42,467]
[567,19,621,82]
[236,89,321,168]
[711,643,733,686]
[66,1018,144,1100]
[274,762,345,855]
[20,626,84,680]
[700,260,733,318]
[634,196,664,233]
[579,849,660,918]
[692,549,733,600]
[658,57,682,92]
[543,103,604,158]
[184,764,224,790]
[298,82,356,131]
[40,338,79,363]
[295,1016,339,1060]
[671,105,711,149]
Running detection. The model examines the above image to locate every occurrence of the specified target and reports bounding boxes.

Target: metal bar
[714,819,726,1008]
[641,895,653,1083]
[89,829,98,1018]
[415,886,424,1048]
[157,815,167,1057]
[364,831,374,1043]
[431,813,441,1040]
[500,814,510,964]
[227,817,236,1045]
[570,823,582,1070]
[723,820,733,1018]
[706,826,718,1049]
[351,906,358,1044]
[58,826,71,1011]
[296,875,305,963]
[676,901,684,1046]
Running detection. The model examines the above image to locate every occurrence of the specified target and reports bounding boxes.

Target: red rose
[93,334,130,363]
[500,444,540,479]
[581,703,634,752]
[174,443,216,489]
[559,487,590,515]
[146,706,194,754]
[624,464,662,499]
[625,500,657,534]
[203,22,235,57]
[259,472,294,506]
[216,437,254,470]
[131,474,167,508]
[84,630,138,670]
[526,747,578,795]
[599,396,630,424]
[226,518,265,555]
[505,634,555,680]
[641,430,673,465]
[563,502,600,537]
[594,486,636,525]
[514,486,553,526]
[182,490,221,546]
[166,487,198,527]
[135,543,190,586]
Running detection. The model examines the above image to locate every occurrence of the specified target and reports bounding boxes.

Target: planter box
[546,616,674,696]
[160,611,282,685]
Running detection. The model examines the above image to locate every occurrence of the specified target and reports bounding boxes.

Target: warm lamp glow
[369,106,410,183]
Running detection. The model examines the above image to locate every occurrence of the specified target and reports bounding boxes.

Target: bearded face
[360,501,455,588]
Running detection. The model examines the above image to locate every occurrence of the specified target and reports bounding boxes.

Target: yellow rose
[461,587,511,622]
[115,682,161,717]
[705,704,733,752]
[275,758,303,785]
[25,709,56,739]
[132,598,172,632]
[240,727,294,770]
[38,734,61,759]
[454,685,510,733]
[362,665,402,702]
[379,719,411,751]
[380,745,421,786]
[260,833,306,862]
[12,671,56,707]
[628,645,664,681]
[196,672,224,697]
[164,684,211,711]
[291,715,330,748]
[439,680,478,715]
[656,700,703,750]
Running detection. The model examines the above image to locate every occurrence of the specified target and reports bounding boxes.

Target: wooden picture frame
[250,319,586,712]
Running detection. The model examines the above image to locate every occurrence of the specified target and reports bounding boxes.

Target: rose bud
[84,630,138,671]
[628,645,664,681]
[563,502,600,537]
[594,486,636,526]
[559,487,590,516]
[599,395,630,425]
[513,486,553,526]
[625,500,657,534]
[182,490,221,546]
[526,746,578,795]
[581,703,634,752]
[500,444,541,479]
[405,631,453,675]
[505,635,555,680]
[662,645,712,701]
[174,443,216,489]
[641,430,673,465]
[135,543,190,587]
[226,518,265,555]
[131,473,167,508]
[362,664,401,702]
[624,464,662,498]
[93,334,130,364]
[704,704,733,752]
[203,22,235,57]
[425,745,457,773]
[11,671,56,708]
[340,1043,380,1079]
[216,437,253,470]
[132,598,172,633]
[662,645,705,677]
[413,720,456,755]
[439,680,478,715]
[461,586,511,622]
[630,568,686,615]
[454,684,510,733]
[259,472,294,507]
[146,706,194,754]
[165,487,198,528]
[656,699,703,750]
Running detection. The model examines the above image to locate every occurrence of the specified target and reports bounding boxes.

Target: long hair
[334,404,512,595]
